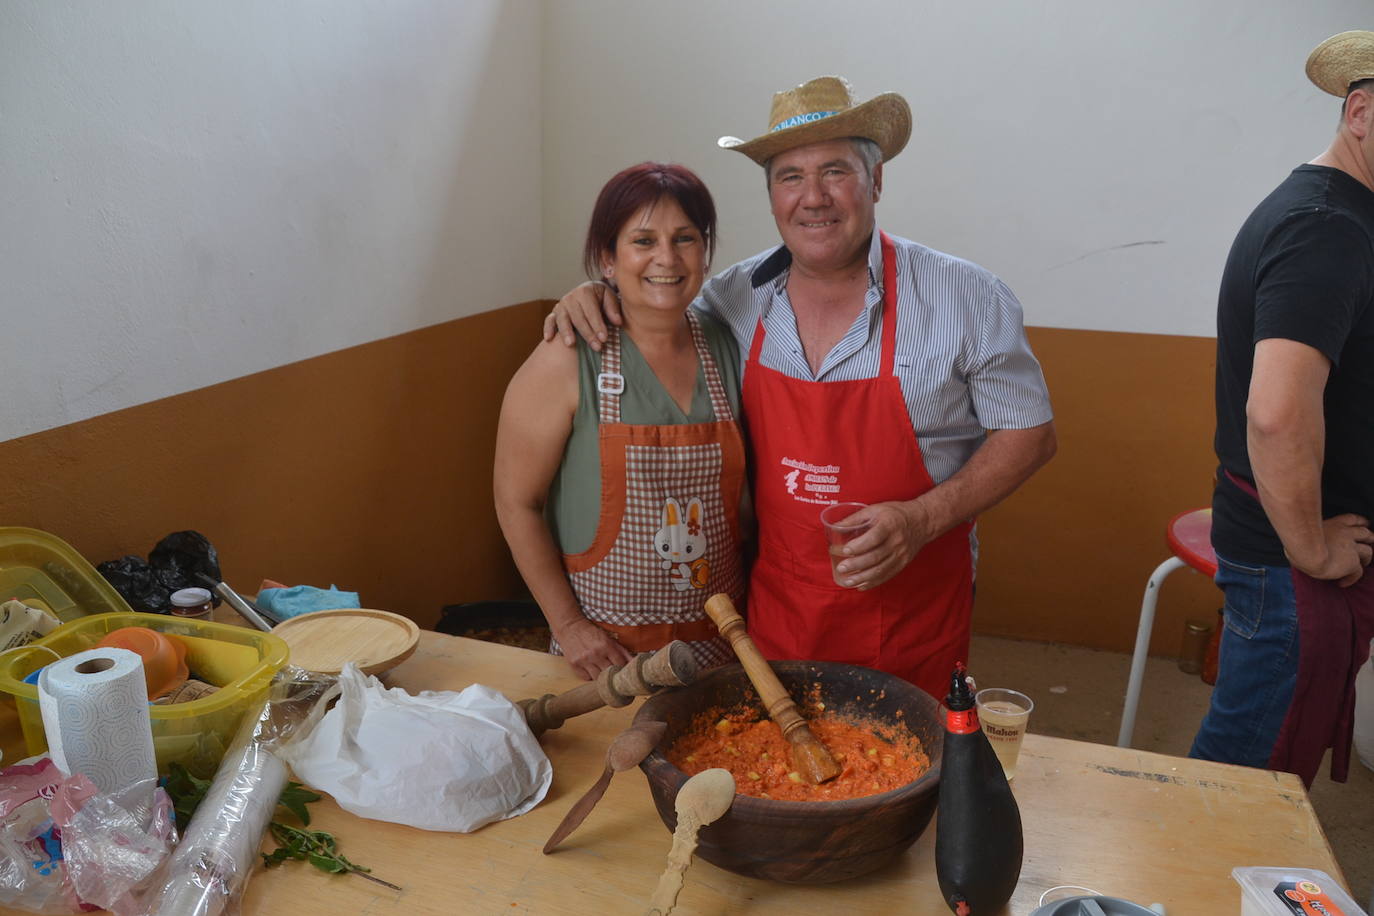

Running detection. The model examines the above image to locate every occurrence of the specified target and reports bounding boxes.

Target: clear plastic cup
[975,687,1034,780]
[820,502,871,587]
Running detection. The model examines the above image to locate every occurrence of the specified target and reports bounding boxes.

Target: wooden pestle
[703,594,841,784]
[519,640,699,736]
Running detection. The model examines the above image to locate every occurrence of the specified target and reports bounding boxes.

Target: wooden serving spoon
[703,593,842,784]
[644,767,735,916]
[542,720,668,854]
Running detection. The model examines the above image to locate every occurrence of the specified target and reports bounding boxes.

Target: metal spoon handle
[542,765,614,854]
[197,574,276,632]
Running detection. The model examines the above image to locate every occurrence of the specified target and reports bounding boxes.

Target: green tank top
[548,309,743,555]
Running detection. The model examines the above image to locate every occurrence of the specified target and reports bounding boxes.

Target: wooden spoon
[542,720,667,854]
[645,767,735,916]
[703,593,842,784]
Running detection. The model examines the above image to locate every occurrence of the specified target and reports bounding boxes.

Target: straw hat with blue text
[1305,30,1374,97]
[718,76,911,166]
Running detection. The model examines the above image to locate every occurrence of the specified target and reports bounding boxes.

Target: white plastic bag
[277,664,551,832]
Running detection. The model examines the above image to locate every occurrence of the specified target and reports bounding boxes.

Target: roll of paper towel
[38,646,157,793]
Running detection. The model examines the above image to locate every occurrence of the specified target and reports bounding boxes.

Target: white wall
[6,1,1367,444]
[1,0,542,442]
[541,0,1368,337]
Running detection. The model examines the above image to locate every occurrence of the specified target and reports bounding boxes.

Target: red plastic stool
[1117,508,1218,748]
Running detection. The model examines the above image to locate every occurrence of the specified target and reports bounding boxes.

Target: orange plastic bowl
[95,626,190,700]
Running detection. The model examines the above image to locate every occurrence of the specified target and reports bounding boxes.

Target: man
[546,77,1055,699]
[1192,32,1374,786]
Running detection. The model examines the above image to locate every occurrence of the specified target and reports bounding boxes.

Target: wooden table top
[0,631,1349,914]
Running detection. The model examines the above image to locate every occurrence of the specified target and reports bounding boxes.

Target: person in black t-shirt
[1191,31,1374,786]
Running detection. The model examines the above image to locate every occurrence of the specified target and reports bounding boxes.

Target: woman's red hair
[583,162,717,281]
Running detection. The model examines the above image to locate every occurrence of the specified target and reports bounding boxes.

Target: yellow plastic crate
[0,526,133,622]
[0,612,289,777]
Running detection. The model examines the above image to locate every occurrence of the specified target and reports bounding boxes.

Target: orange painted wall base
[1,313,1220,655]
[974,326,1221,654]
[1,300,552,631]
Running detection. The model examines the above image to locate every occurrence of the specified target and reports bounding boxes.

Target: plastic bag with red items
[0,758,176,915]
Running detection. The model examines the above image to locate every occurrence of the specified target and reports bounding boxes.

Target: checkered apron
[558,310,745,669]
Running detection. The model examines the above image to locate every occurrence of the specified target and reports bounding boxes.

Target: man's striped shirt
[696,229,1053,485]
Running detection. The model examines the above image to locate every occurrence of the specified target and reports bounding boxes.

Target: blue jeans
[1189,552,1299,767]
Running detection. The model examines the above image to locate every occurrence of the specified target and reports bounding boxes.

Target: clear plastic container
[0,526,133,622]
[0,612,289,778]
[1233,866,1368,916]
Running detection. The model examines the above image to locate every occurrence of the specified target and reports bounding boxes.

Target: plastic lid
[1232,867,1368,916]
[170,587,212,607]
[1028,897,1157,916]
[0,526,135,622]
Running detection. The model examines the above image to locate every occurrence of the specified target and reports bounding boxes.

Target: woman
[494,163,746,680]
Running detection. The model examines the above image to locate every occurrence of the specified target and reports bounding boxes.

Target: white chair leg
[1118,556,1188,748]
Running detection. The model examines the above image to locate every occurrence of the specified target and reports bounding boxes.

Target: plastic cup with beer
[975,687,1034,780]
[820,501,872,587]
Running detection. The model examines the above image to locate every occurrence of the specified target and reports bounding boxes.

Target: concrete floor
[969,635,1374,911]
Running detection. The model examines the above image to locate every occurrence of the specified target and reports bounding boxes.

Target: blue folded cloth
[256,584,360,620]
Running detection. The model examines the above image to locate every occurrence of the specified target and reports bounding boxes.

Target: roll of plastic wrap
[150,703,288,916]
[38,646,157,793]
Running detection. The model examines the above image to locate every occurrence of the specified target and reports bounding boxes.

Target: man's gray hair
[849,137,883,179]
[763,137,883,187]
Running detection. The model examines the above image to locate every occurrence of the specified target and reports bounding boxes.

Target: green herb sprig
[274,781,323,827]
[262,823,401,890]
[164,762,399,891]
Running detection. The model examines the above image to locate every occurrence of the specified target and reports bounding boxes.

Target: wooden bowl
[634,661,943,884]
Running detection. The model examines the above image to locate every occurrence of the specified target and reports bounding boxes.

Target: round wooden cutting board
[272,608,421,676]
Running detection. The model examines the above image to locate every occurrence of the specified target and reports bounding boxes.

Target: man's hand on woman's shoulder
[543,282,623,350]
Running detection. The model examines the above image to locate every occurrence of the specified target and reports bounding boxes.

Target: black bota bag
[934,663,1024,914]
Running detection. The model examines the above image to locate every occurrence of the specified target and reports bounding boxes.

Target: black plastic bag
[95,555,172,613]
[149,531,221,595]
[97,531,222,613]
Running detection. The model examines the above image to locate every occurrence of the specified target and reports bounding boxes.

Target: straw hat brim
[1306,30,1374,97]
[718,92,912,166]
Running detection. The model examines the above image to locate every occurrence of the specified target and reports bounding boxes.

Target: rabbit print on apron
[656,496,711,592]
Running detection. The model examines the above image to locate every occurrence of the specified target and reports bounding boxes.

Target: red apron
[742,232,974,699]
[559,309,746,669]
